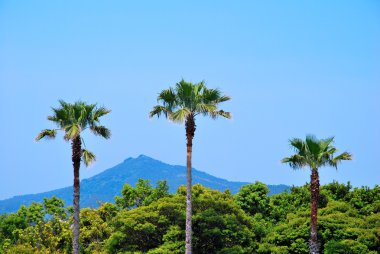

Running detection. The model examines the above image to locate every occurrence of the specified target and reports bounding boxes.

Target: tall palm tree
[281,135,351,254]
[149,80,231,254]
[36,100,111,254]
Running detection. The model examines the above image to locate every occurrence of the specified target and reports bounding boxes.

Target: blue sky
[0,1,379,200]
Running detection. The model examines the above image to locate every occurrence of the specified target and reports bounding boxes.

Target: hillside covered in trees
[0,180,379,254]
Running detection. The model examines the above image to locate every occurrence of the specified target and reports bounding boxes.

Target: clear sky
[1,1,379,200]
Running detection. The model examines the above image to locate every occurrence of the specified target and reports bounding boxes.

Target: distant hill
[0,155,290,213]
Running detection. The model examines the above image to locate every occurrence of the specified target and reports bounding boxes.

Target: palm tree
[149,80,231,254]
[36,100,111,254]
[281,135,351,254]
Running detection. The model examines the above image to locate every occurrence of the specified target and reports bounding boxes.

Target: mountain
[0,155,290,213]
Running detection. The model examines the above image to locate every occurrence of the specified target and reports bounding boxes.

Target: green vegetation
[150,80,231,254]
[281,136,352,253]
[1,181,378,254]
[35,100,111,254]
[10,94,368,254]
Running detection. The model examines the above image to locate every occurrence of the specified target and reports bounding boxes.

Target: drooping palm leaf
[210,109,232,119]
[149,105,172,118]
[329,151,352,168]
[35,129,57,141]
[82,149,96,167]
[90,125,111,139]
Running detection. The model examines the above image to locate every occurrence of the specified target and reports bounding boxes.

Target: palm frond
[209,110,232,119]
[202,87,231,104]
[176,80,194,107]
[202,88,222,103]
[320,137,335,150]
[47,116,62,126]
[289,138,305,153]
[90,125,111,139]
[149,105,172,118]
[305,135,321,157]
[50,106,69,128]
[158,88,177,108]
[195,103,217,115]
[84,103,97,116]
[326,147,337,155]
[216,95,231,103]
[281,154,307,170]
[35,129,57,141]
[92,106,111,122]
[82,149,96,167]
[169,108,191,123]
[63,124,80,141]
[58,99,69,109]
[329,152,353,168]
[77,104,87,127]
[193,81,206,97]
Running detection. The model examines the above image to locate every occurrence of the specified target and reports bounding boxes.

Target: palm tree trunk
[185,115,196,254]
[309,168,320,254]
[72,136,81,254]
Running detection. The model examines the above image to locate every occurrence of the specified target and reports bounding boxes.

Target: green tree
[146,180,170,206]
[324,240,375,254]
[281,135,352,254]
[0,212,28,246]
[36,100,111,254]
[347,185,380,215]
[80,208,112,253]
[23,203,45,226]
[107,184,255,254]
[115,179,170,209]
[235,181,270,216]
[43,196,67,220]
[322,181,352,201]
[149,80,231,254]
[191,184,255,253]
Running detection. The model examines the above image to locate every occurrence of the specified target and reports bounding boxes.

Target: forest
[0,180,379,254]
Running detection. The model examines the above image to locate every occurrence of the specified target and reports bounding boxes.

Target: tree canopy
[1,181,379,254]
[149,79,231,122]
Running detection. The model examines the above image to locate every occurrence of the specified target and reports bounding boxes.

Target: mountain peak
[137,154,151,159]
[0,155,290,213]
[123,154,154,163]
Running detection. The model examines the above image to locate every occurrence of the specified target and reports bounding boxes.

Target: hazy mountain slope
[0,155,289,213]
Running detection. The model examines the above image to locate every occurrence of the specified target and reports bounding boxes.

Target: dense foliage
[0,181,379,253]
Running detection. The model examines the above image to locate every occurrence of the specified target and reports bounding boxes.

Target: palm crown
[35,100,111,166]
[149,80,231,122]
[281,135,352,170]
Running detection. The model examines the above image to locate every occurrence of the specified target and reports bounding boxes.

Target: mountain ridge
[0,155,290,213]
